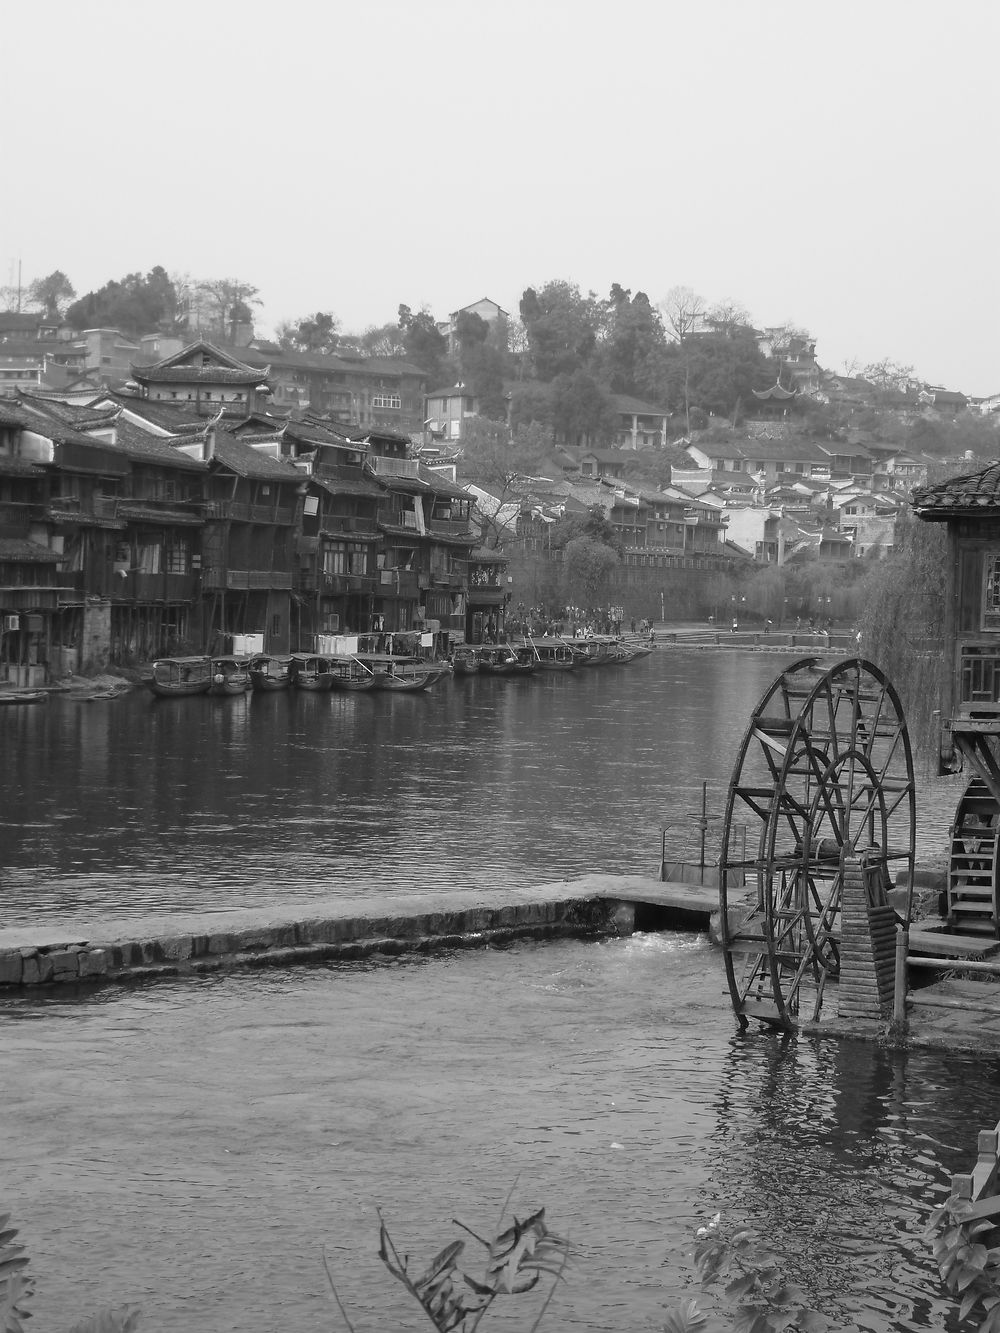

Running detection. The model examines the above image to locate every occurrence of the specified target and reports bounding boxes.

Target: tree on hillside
[398,304,450,382]
[508,381,554,434]
[191,277,261,341]
[595,286,669,398]
[460,417,552,548]
[659,285,708,342]
[67,267,181,338]
[658,286,708,432]
[519,281,600,381]
[563,534,620,605]
[453,310,512,420]
[359,322,408,358]
[277,311,340,354]
[550,503,623,555]
[662,326,772,423]
[862,358,915,397]
[26,270,76,321]
[550,369,617,447]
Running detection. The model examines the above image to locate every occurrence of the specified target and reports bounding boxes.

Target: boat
[248,654,292,691]
[476,645,520,675]
[451,646,480,676]
[147,656,213,698]
[378,661,446,692]
[0,689,47,705]
[525,639,576,672]
[288,654,335,691]
[208,656,251,696]
[328,656,382,692]
[511,646,537,676]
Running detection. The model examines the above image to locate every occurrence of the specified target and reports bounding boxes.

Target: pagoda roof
[752,383,798,401]
[131,339,268,387]
[912,461,1000,519]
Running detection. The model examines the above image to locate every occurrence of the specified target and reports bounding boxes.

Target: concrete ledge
[0,875,697,992]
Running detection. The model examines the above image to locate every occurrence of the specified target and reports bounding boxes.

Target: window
[323,544,346,575]
[347,543,367,575]
[164,536,188,574]
[371,393,401,409]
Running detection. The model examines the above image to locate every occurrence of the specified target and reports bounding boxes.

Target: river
[0,648,988,1332]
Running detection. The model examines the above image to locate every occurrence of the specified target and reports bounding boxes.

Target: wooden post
[893,926,908,1025]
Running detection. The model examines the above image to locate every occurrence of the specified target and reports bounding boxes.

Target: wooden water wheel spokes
[720,658,916,1031]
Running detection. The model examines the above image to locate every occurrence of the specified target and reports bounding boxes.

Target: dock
[0,874,720,992]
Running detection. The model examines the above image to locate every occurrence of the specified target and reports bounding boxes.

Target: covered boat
[248,655,292,691]
[477,645,520,675]
[288,654,335,691]
[451,645,480,676]
[208,656,251,696]
[148,656,213,698]
[527,639,576,671]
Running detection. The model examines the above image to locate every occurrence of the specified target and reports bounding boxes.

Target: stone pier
[0,875,717,992]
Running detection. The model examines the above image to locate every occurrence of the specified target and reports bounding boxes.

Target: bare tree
[658,285,708,343]
[658,286,708,433]
[707,297,752,334]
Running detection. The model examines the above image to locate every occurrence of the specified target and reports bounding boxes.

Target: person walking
[731,617,738,634]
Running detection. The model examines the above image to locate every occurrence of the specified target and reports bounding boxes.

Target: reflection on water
[1,651,958,932]
[2,935,997,1332]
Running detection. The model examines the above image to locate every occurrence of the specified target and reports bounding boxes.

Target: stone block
[48,950,79,979]
[21,956,41,986]
[208,934,237,956]
[0,951,23,986]
[77,949,109,978]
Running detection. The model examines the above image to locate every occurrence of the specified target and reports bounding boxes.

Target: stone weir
[0,876,719,992]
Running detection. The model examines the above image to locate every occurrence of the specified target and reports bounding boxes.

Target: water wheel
[947,778,1000,935]
[719,657,916,1031]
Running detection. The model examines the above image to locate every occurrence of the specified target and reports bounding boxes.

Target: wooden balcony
[202,501,295,525]
[201,568,294,591]
[118,572,199,602]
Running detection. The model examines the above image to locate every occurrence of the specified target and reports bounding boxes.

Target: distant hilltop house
[423,381,668,450]
[437,298,509,353]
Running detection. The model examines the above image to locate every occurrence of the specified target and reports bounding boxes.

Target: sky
[3,0,998,393]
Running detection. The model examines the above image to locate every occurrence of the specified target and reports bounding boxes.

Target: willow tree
[856,508,947,768]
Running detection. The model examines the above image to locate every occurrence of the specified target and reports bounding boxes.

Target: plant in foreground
[662,1213,833,1333]
[325,1203,570,1332]
[1,1208,140,1333]
[926,1192,1000,1332]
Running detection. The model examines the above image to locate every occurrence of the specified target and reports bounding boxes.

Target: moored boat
[148,656,213,698]
[208,656,251,696]
[288,654,335,691]
[329,656,382,692]
[0,689,47,705]
[378,661,446,692]
[247,654,292,691]
[526,639,576,672]
[477,645,520,675]
[451,645,480,676]
[511,646,537,676]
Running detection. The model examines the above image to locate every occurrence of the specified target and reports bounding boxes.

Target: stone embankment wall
[0,896,628,991]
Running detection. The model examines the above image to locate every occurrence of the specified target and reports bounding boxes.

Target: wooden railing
[952,1119,1000,1216]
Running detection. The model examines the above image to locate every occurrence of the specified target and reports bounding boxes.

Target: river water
[1,648,990,1332]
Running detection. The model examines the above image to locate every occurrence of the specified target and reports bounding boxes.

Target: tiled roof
[912,462,1000,515]
[311,468,382,499]
[0,455,43,476]
[131,364,267,385]
[0,537,61,562]
[114,419,206,470]
[1,401,102,447]
[613,393,668,416]
[211,429,305,482]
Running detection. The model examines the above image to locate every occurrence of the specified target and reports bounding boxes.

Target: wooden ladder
[948,778,1000,935]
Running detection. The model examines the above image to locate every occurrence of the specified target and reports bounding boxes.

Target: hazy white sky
[3,0,997,392]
